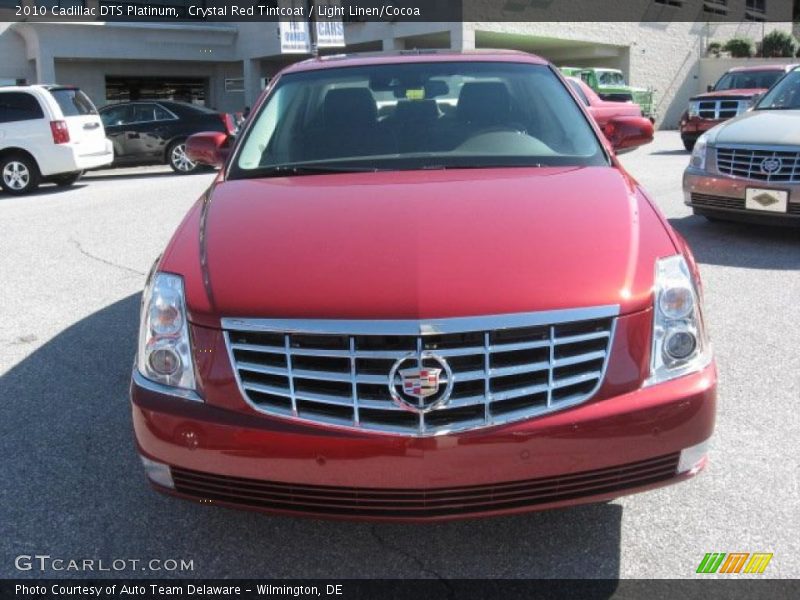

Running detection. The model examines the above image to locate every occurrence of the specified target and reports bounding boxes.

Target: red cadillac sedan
[131,51,716,521]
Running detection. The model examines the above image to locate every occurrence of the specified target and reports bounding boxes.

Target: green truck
[560,67,655,121]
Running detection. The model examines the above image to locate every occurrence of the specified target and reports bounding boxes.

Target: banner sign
[315,0,346,48]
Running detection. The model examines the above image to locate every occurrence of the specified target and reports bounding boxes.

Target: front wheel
[167,140,199,174]
[0,153,40,195]
[52,171,84,187]
[682,138,695,152]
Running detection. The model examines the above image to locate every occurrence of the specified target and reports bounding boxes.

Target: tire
[682,138,695,152]
[0,153,40,195]
[167,140,199,174]
[52,171,83,187]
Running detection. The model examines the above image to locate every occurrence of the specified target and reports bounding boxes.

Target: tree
[761,30,797,57]
[724,37,755,58]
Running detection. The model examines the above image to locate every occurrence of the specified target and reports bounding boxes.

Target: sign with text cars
[279,0,311,53]
[315,0,346,48]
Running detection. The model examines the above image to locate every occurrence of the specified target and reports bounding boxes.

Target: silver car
[683,67,800,225]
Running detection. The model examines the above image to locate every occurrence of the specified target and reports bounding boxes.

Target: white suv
[0,85,113,195]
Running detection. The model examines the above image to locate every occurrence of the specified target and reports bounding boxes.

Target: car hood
[168,167,676,324]
[708,109,800,146]
[691,88,765,101]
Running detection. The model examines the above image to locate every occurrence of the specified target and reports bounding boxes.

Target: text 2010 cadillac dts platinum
[131,51,716,521]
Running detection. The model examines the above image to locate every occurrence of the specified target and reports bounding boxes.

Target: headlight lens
[137,272,196,390]
[690,134,708,170]
[687,101,701,117]
[646,255,712,385]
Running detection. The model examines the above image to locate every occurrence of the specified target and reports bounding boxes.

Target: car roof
[728,64,798,72]
[280,49,549,74]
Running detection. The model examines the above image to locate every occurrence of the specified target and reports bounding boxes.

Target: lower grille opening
[171,453,679,518]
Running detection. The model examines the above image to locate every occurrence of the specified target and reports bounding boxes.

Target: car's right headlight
[645,255,712,386]
[136,271,197,392]
[687,101,701,118]
[690,133,709,171]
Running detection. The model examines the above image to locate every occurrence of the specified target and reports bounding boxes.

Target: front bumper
[131,362,716,521]
[684,167,800,224]
[680,117,725,141]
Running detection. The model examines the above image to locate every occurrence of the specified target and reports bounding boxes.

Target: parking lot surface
[1,133,798,579]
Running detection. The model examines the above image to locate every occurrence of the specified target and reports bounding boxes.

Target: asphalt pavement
[1,134,798,579]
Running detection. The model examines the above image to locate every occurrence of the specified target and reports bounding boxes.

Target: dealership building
[0,0,794,127]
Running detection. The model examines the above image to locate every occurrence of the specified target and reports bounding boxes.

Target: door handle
[84,122,100,130]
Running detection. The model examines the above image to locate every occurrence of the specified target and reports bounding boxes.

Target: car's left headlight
[690,133,708,171]
[137,272,196,391]
[645,255,712,386]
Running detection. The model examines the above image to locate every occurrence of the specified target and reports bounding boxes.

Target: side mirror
[186,132,231,168]
[603,116,654,153]
[707,84,714,92]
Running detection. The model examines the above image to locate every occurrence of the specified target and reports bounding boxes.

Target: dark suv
[98,101,235,174]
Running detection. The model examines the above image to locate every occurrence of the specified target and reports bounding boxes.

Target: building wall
[0,24,35,84]
[467,21,793,129]
[3,19,795,127]
[54,59,245,110]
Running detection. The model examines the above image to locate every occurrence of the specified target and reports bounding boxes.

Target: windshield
[231,61,606,178]
[714,70,783,91]
[755,69,800,109]
[596,71,626,86]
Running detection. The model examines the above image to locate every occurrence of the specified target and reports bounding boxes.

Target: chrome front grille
[716,146,800,183]
[223,307,617,436]
[697,99,742,119]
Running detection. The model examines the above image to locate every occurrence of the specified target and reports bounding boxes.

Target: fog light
[148,346,180,375]
[678,440,709,475]
[664,329,697,361]
[140,456,174,489]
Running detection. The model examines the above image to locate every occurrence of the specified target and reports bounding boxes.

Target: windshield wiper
[256,164,383,177]
[421,163,543,170]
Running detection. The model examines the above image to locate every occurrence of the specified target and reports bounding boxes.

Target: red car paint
[680,64,797,147]
[131,51,716,521]
[566,77,643,127]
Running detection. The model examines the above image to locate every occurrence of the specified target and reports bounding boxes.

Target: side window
[100,104,132,127]
[0,92,45,124]
[131,103,157,123]
[154,105,175,121]
[568,80,590,106]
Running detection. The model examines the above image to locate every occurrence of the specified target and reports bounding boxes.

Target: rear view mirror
[186,132,231,168]
[602,116,654,153]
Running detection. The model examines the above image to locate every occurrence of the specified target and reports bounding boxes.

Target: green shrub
[724,37,755,58]
[760,30,797,57]
[707,41,723,57]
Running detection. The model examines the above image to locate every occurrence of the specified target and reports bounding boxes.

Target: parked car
[569,67,656,121]
[98,101,235,174]
[0,85,113,195]
[132,51,715,521]
[680,64,796,151]
[684,66,800,225]
[565,76,647,138]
